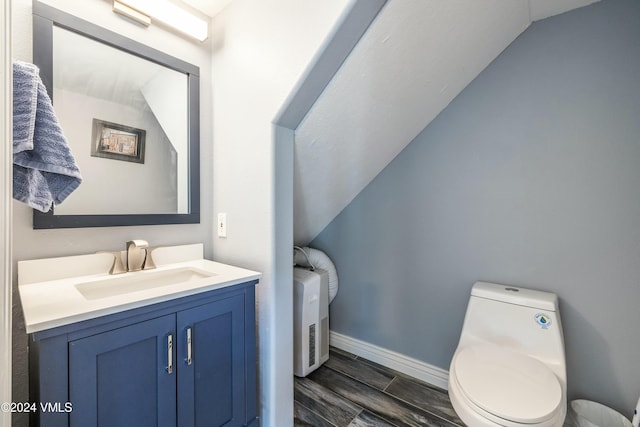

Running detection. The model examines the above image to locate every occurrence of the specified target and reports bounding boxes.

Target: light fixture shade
[115,0,208,42]
[113,1,151,26]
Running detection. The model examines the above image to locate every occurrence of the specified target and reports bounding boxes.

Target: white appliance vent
[308,324,316,367]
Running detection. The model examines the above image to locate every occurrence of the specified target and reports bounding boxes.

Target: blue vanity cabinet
[68,315,177,426]
[29,280,258,427]
[177,294,245,426]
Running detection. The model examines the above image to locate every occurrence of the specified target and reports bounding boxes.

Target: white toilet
[448,282,567,427]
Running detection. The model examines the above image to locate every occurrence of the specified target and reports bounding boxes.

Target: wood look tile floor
[294,348,465,427]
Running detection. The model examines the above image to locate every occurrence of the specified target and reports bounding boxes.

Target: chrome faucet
[126,240,148,272]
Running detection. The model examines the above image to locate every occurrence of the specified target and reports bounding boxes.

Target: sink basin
[75,267,216,300]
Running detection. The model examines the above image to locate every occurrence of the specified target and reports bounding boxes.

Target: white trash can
[570,400,633,427]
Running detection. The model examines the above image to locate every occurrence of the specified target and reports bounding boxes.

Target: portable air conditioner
[293,267,329,377]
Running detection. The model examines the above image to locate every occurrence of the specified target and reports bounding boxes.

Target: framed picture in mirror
[91,119,146,164]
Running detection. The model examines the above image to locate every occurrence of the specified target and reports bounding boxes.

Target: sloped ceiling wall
[293,0,599,245]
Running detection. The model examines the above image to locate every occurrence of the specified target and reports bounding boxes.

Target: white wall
[11,2,213,424]
[209,1,350,424]
[54,89,178,215]
[294,0,532,246]
[141,69,189,213]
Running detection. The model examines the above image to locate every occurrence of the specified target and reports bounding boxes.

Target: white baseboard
[329,331,450,390]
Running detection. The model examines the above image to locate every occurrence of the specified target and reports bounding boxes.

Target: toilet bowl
[448,282,567,427]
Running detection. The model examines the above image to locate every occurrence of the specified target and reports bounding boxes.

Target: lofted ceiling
[293,0,599,245]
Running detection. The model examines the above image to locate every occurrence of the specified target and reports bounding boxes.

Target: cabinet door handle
[186,327,192,365]
[167,334,173,374]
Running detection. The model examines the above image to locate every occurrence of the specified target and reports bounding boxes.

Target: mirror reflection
[52,26,189,215]
[32,0,200,228]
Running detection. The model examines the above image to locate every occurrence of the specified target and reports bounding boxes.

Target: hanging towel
[12,60,82,213]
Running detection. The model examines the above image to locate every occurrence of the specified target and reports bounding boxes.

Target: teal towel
[12,60,82,213]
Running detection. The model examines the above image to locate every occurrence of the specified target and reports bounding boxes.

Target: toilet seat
[453,344,562,425]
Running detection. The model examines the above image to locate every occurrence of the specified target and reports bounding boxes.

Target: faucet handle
[142,246,163,270]
[97,251,127,275]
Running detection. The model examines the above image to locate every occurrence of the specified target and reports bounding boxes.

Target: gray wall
[312,0,640,414]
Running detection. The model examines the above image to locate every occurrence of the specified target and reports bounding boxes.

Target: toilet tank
[457,282,566,377]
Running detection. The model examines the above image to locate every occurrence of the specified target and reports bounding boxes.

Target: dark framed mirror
[31,1,200,229]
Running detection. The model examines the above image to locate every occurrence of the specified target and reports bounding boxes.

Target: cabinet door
[69,315,176,427]
[177,294,245,427]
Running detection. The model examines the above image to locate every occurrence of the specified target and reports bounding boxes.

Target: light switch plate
[217,213,227,238]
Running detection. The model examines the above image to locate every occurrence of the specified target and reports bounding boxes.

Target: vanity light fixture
[113,0,209,42]
[112,1,151,27]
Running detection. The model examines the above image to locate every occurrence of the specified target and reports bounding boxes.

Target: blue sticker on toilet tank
[534,313,552,329]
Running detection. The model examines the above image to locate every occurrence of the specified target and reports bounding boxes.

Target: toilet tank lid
[471,282,558,311]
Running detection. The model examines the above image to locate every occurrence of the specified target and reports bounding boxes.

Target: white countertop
[18,244,261,333]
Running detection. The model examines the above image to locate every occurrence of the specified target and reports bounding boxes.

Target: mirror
[32,1,200,228]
